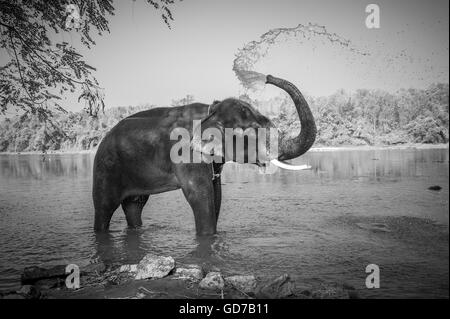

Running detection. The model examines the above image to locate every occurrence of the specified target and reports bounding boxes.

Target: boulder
[119,264,138,273]
[34,278,64,289]
[80,262,106,275]
[135,254,175,280]
[106,272,134,286]
[255,274,295,298]
[17,285,33,295]
[21,265,67,284]
[17,285,41,299]
[199,272,224,291]
[174,264,204,282]
[225,275,257,294]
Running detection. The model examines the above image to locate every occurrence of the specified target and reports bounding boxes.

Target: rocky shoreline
[1,254,359,299]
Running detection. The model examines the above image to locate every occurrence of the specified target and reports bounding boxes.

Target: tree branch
[8,28,47,106]
[1,21,99,87]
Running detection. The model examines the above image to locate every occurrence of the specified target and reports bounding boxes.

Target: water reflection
[189,235,218,259]
[93,228,223,267]
[0,148,447,182]
[303,148,449,180]
[93,228,152,265]
[220,148,449,184]
[0,153,95,180]
[93,232,115,264]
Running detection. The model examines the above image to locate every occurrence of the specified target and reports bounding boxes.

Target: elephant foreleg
[212,163,223,221]
[213,176,222,221]
[176,165,217,236]
[121,195,149,228]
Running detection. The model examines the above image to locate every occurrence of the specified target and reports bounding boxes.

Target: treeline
[0,84,448,152]
[250,82,449,146]
[0,105,152,152]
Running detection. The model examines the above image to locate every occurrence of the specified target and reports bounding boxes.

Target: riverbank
[1,255,359,299]
[310,143,449,152]
[1,143,448,156]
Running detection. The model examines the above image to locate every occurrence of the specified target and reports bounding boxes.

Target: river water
[0,148,448,298]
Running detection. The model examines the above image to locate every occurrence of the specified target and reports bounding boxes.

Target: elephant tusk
[270,159,312,171]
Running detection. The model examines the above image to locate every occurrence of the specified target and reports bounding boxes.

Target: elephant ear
[190,109,225,159]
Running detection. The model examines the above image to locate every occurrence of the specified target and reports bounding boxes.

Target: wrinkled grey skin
[92,75,316,236]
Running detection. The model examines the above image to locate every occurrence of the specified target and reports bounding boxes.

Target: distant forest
[0,84,448,153]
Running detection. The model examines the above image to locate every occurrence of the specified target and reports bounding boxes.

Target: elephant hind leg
[121,195,149,228]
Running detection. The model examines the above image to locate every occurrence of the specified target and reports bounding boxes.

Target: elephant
[92,74,316,235]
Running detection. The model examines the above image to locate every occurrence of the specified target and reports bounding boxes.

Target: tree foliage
[171,94,194,106]
[0,84,448,153]
[0,103,154,152]
[0,0,180,119]
[266,83,448,146]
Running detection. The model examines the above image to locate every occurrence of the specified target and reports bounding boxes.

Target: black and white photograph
[0,0,448,305]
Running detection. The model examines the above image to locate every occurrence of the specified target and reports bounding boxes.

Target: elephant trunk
[266,75,317,161]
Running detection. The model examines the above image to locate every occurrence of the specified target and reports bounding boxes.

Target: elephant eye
[241,107,250,115]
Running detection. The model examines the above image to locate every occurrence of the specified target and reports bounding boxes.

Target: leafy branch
[0,0,181,119]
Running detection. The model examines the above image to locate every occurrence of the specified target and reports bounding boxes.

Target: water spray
[233,23,370,91]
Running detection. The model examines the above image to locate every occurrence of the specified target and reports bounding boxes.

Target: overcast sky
[4,0,449,111]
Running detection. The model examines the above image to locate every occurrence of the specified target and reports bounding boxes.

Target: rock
[21,265,67,284]
[106,272,134,286]
[255,274,295,299]
[174,264,204,281]
[34,278,64,289]
[81,262,106,275]
[135,292,146,299]
[119,264,138,273]
[199,272,224,291]
[428,185,442,191]
[17,285,33,295]
[225,275,257,294]
[135,254,175,280]
[17,285,41,299]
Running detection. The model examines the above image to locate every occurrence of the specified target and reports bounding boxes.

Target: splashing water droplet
[235,70,267,91]
[233,23,370,90]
